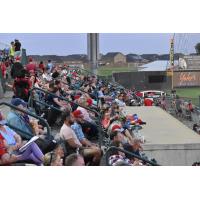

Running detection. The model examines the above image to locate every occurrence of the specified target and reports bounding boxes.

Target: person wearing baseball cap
[110,128,125,143]
[71,109,102,165]
[72,110,84,119]
[111,124,125,133]
[26,57,36,74]
[86,98,93,107]
[110,123,145,163]
[76,97,99,140]
[15,56,21,61]
[11,98,27,108]
[6,98,34,140]
[111,123,137,145]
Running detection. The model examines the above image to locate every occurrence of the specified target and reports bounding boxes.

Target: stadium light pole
[87,33,99,75]
[170,34,175,89]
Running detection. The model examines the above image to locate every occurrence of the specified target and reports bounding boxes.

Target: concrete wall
[113,70,200,90]
[113,71,172,90]
[143,143,200,166]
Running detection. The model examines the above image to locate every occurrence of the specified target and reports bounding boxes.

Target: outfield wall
[113,71,172,90]
[113,70,200,90]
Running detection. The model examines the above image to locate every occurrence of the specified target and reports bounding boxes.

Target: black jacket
[10,62,24,79]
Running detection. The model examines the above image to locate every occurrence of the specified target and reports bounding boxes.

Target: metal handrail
[29,87,103,147]
[58,71,124,107]
[30,97,63,113]
[105,146,160,166]
[29,97,101,126]
[63,66,124,88]
[0,102,51,138]
[52,76,92,97]
[63,65,97,77]
[52,76,100,110]
[4,123,33,139]
[29,87,100,118]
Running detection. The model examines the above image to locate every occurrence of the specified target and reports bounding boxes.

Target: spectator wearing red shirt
[26,57,37,74]
[13,69,32,101]
[135,91,143,97]
[144,98,153,106]
[0,61,6,78]
[187,100,194,112]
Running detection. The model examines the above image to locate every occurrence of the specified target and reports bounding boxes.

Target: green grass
[175,87,200,106]
[97,66,134,76]
[175,87,200,98]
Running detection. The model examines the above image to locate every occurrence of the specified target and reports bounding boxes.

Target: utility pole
[170,34,175,89]
[87,33,99,75]
[170,34,175,67]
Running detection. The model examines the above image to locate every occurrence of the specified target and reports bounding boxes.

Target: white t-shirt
[98,91,104,98]
[115,99,126,107]
[42,73,52,82]
[59,124,82,147]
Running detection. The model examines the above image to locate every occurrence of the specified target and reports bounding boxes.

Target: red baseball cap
[15,56,21,61]
[111,124,124,132]
[29,57,33,62]
[87,98,93,106]
[74,95,81,100]
[73,110,83,118]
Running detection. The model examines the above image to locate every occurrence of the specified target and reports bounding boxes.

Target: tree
[195,43,200,54]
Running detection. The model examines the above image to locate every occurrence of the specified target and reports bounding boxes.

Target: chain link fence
[165,95,200,126]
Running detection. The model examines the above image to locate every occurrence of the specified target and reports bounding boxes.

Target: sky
[0,33,200,56]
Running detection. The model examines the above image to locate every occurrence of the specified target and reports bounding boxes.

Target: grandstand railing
[166,95,200,124]
[29,87,103,146]
[105,146,160,166]
[52,76,100,109]
[29,87,100,117]
[62,65,124,89]
[0,102,51,138]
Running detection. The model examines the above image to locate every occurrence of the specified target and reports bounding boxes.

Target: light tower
[169,34,175,89]
[87,33,99,74]
[170,34,175,68]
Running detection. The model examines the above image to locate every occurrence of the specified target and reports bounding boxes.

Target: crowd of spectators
[0,45,154,166]
[1,40,200,166]
[169,92,200,135]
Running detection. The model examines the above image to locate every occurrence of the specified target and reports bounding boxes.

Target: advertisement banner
[173,71,200,87]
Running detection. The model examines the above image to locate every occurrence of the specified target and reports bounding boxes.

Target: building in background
[101,52,126,66]
[179,55,200,70]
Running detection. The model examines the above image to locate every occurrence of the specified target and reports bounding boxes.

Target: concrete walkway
[125,106,200,145]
